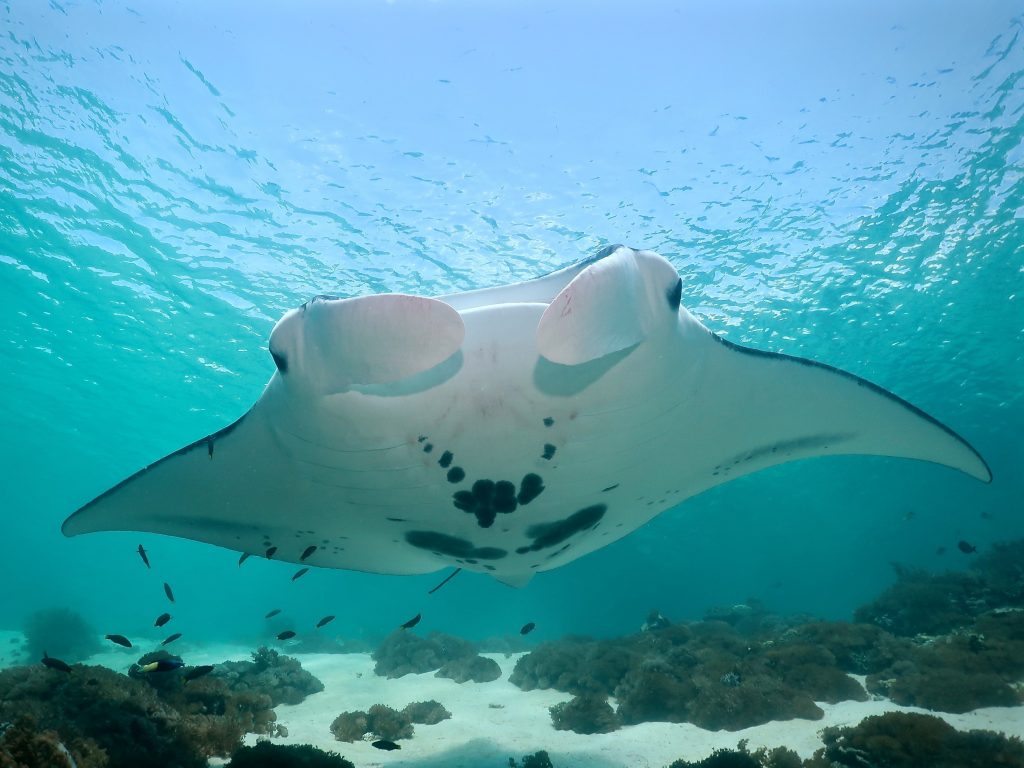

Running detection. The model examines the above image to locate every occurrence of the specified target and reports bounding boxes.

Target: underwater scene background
[1,1,1023,755]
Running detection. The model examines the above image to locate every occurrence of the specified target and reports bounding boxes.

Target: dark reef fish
[184,664,215,681]
[277,630,296,640]
[163,582,175,602]
[161,632,182,646]
[41,652,71,672]
[154,612,172,628]
[105,634,132,648]
[400,613,421,630]
[291,567,309,581]
[372,740,401,751]
[238,552,251,566]
[141,658,183,672]
[265,608,282,619]
[265,546,277,559]
[137,544,150,568]
[300,545,317,561]
[958,540,977,554]
[316,615,335,629]
[520,622,536,635]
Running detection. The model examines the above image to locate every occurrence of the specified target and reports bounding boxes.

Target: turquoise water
[1,0,1022,649]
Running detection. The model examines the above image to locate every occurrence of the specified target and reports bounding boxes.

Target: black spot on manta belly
[423,443,434,453]
[542,443,556,460]
[439,450,454,468]
[543,416,555,427]
[517,504,607,553]
[453,478,518,528]
[405,531,507,560]
[517,473,545,505]
[447,467,466,483]
[601,483,619,493]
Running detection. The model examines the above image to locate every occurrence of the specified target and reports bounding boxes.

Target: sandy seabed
[192,649,1023,768]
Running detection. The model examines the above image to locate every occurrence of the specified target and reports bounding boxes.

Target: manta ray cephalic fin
[269,293,465,394]
[537,246,682,365]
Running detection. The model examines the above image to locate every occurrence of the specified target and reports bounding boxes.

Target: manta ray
[63,245,991,586]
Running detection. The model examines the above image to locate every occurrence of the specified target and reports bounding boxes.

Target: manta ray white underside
[63,246,991,586]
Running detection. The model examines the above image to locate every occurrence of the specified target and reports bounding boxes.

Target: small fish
[184,664,215,681]
[164,582,175,603]
[372,740,401,751]
[105,634,132,648]
[141,658,184,673]
[291,567,309,581]
[154,612,172,628]
[238,552,251,566]
[400,613,421,630]
[316,615,335,629]
[161,632,182,646]
[958,540,977,554]
[520,622,536,636]
[42,652,71,673]
[265,608,282,619]
[277,630,296,641]
[137,544,150,568]
[265,546,278,559]
[300,545,317,561]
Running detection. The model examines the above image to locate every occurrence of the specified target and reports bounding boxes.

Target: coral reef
[510,541,1024,727]
[853,568,981,636]
[22,608,102,663]
[549,693,620,734]
[815,711,1024,768]
[855,541,1024,637]
[786,621,910,675]
[402,700,451,724]
[217,647,324,706]
[435,653,502,683]
[512,622,841,730]
[0,661,277,767]
[226,740,355,768]
[372,630,477,678]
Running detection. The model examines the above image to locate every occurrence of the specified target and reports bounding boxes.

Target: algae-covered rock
[217,646,324,706]
[549,693,620,734]
[328,711,369,743]
[402,700,451,724]
[226,740,355,767]
[435,654,501,683]
[372,631,476,678]
[0,662,276,767]
[330,705,413,742]
[865,610,1024,713]
[0,715,105,768]
[817,711,1024,768]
